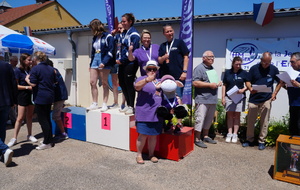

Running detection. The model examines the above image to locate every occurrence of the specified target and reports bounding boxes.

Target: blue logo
[230,43,258,65]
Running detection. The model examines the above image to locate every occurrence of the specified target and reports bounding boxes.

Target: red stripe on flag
[262,2,274,26]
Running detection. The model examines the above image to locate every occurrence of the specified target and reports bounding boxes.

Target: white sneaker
[119,106,129,112]
[36,143,53,150]
[125,107,134,115]
[225,133,232,143]
[3,149,13,166]
[232,134,238,143]
[100,105,108,112]
[7,138,17,147]
[27,135,38,143]
[109,103,119,109]
[87,102,98,110]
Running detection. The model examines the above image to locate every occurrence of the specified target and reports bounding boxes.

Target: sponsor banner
[226,38,300,71]
[180,0,193,105]
[105,0,115,33]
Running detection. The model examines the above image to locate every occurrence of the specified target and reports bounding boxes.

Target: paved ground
[1,121,299,190]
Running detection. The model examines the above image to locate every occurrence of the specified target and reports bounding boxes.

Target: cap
[143,60,159,71]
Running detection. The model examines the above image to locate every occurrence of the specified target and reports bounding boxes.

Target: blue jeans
[0,106,10,154]
[176,80,185,98]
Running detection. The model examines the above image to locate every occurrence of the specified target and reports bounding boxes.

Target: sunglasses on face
[146,68,157,72]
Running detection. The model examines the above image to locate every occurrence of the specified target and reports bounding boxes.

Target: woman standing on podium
[134,60,163,164]
[87,19,115,112]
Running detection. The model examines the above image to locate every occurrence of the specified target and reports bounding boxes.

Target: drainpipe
[66,30,77,106]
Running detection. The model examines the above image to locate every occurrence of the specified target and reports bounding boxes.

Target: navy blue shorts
[136,122,162,135]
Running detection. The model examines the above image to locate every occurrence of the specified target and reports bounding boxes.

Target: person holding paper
[193,50,222,148]
[222,56,249,143]
[277,52,300,136]
[242,52,280,150]
[158,24,189,99]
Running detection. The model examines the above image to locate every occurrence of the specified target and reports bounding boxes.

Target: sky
[5,0,300,25]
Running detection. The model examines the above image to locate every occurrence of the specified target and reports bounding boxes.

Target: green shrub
[265,115,289,146]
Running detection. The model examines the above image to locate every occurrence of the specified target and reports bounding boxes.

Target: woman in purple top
[128,29,160,76]
[134,60,162,164]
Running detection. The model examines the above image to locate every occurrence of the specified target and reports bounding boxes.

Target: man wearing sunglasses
[193,50,222,148]
[278,52,300,136]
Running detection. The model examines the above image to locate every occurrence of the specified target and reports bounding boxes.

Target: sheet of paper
[252,85,272,93]
[226,85,244,104]
[206,70,219,83]
[276,68,300,87]
[276,72,293,87]
[287,67,300,80]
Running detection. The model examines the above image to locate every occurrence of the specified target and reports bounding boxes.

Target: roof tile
[0,1,53,25]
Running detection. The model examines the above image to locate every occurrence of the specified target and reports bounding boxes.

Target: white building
[32,7,300,120]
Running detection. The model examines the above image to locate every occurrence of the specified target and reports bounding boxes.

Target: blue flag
[105,0,115,33]
[179,0,194,105]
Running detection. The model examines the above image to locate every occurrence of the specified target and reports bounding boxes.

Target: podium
[51,106,86,141]
[86,108,135,150]
[273,134,300,185]
[130,126,194,161]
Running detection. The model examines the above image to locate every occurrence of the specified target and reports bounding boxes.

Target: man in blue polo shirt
[242,52,280,150]
[0,59,17,166]
[278,52,300,136]
[158,24,189,99]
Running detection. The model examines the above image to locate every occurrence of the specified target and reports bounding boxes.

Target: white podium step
[86,108,135,150]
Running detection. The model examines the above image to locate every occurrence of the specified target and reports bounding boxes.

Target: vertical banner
[179,0,194,105]
[105,0,115,33]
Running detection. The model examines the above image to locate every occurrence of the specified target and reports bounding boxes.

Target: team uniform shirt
[29,62,56,105]
[248,64,279,104]
[193,62,218,104]
[90,32,115,67]
[133,44,160,76]
[54,68,68,102]
[158,38,189,80]
[119,27,140,65]
[15,68,33,105]
[135,76,162,122]
[15,68,31,87]
[114,33,123,61]
[287,71,300,106]
[0,61,17,106]
[222,69,249,96]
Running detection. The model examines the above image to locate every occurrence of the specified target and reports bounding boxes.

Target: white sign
[226,37,300,71]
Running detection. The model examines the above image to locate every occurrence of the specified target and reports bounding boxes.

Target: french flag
[253,2,274,26]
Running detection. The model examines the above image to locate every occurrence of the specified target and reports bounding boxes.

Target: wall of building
[39,14,300,120]
[7,3,81,31]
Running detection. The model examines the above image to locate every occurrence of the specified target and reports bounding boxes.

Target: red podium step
[130,126,194,161]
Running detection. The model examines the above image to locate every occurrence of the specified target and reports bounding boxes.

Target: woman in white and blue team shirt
[116,13,140,115]
[87,19,115,111]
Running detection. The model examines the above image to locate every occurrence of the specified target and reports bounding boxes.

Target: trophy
[281,142,300,178]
